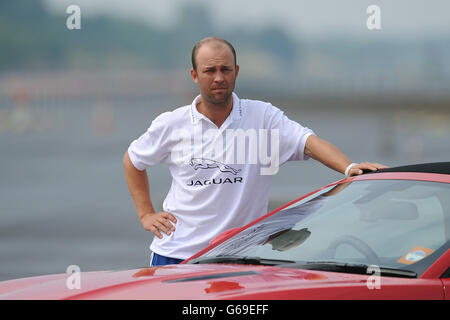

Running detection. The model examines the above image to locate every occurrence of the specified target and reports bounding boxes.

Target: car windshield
[195,179,450,277]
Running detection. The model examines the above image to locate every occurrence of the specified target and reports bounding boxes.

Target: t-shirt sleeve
[265,104,315,165]
[127,112,172,171]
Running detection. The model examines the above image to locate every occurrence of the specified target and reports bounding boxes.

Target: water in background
[1,95,449,281]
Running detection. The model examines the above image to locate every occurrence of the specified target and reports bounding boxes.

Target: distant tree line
[0,0,298,73]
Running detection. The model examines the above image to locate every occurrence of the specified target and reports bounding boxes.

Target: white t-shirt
[128,92,315,259]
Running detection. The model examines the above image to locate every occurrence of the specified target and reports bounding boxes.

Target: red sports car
[0,162,449,300]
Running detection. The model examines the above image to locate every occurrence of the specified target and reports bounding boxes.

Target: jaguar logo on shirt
[187,177,243,186]
[189,158,241,175]
[187,158,243,186]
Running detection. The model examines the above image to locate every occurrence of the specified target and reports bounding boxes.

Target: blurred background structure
[1,0,449,281]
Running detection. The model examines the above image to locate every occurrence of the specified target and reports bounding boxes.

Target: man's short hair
[191,37,237,71]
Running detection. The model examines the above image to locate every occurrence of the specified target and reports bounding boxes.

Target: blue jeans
[150,252,184,267]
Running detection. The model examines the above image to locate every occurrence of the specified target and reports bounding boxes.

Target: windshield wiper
[188,255,296,266]
[189,257,417,278]
[279,261,417,278]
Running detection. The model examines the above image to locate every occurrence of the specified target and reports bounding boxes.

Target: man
[123,37,387,266]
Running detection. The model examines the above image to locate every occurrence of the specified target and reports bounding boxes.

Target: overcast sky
[46,0,450,39]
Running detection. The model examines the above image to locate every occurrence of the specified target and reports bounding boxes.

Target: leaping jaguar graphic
[189,158,241,175]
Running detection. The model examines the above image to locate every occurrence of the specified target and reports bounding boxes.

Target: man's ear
[235,64,240,78]
[190,68,198,84]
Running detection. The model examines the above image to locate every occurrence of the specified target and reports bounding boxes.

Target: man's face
[190,42,239,106]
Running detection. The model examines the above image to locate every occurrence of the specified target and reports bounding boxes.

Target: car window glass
[202,180,450,276]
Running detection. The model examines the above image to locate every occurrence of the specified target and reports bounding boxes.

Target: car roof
[368,162,450,175]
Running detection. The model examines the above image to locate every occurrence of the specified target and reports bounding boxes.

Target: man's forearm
[304,135,351,174]
[123,151,155,220]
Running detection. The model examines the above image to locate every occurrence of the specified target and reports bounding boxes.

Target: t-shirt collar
[190,92,242,125]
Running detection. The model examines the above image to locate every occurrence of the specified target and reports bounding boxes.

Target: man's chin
[206,92,232,105]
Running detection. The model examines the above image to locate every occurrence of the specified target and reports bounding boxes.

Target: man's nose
[213,71,225,82]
